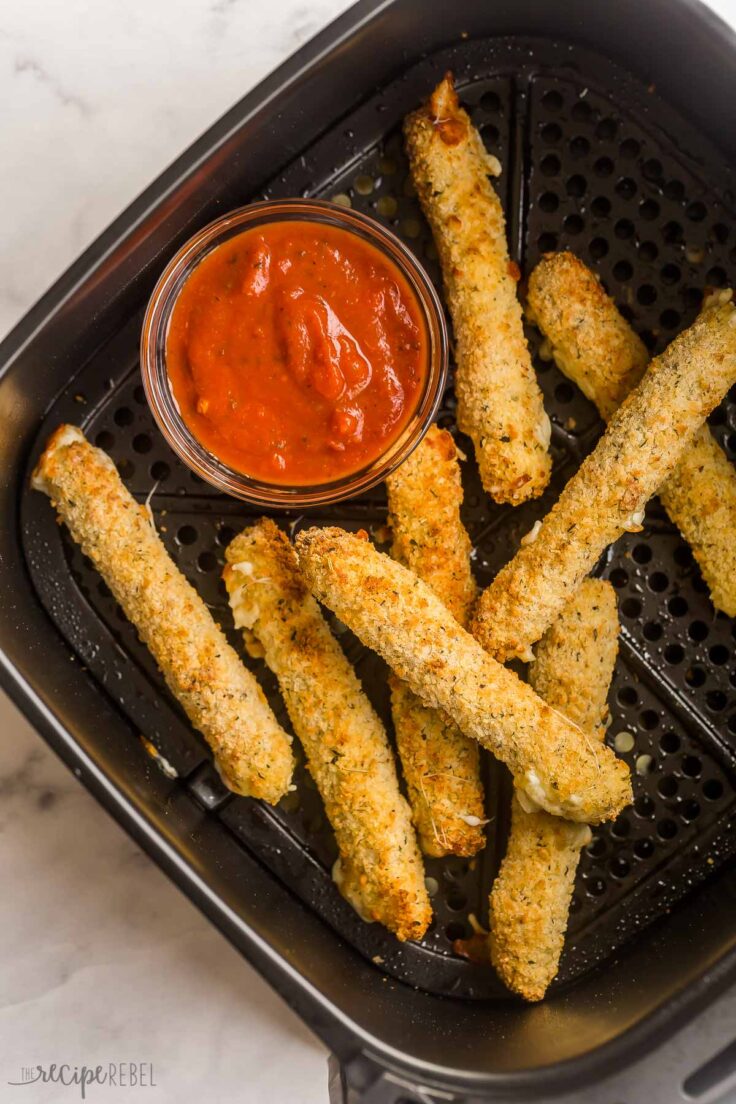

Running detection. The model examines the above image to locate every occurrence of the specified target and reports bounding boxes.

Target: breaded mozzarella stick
[404,74,551,504]
[386,426,484,856]
[490,579,619,1001]
[295,527,631,825]
[32,425,293,803]
[223,519,431,942]
[472,297,736,660]
[527,253,736,615]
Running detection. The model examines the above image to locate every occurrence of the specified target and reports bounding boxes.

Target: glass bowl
[140,198,448,507]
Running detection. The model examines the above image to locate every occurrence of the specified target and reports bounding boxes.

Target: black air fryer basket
[3,2,736,1101]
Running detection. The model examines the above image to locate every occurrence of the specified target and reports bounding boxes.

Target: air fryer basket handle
[328,981,736,1103]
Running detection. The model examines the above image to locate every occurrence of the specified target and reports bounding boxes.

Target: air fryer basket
[3,2,736,1101]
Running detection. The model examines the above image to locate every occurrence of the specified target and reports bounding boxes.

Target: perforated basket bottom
[21,37,736,1000]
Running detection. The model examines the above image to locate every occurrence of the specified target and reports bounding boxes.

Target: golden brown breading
[527,254,736,615]
[32,425,293,803]
[295,527,631,824]
[223,519,431,941]
[386,426,484,857]
[489,579,619,1001]
[472,297,736,661]
[404,74,551,504]
[387,425,477,625]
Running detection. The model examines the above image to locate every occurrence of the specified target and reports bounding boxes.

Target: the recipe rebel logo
[7,1063,156,1098]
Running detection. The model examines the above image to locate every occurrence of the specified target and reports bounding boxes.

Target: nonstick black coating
[20,37,736,1004]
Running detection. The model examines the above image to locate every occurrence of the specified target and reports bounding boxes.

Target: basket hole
[634,795,655,818]
[706,265,727,287]
[681,800,701,822]
[565,173,586,197]
[554,382,575,403]
[480,90,501,113]
[609,567,628,588]
[198,551,218,573]
[664,179,684,200]
[538,232,558,252]
[660,732,680,754]
[637,284,657,305]
[538,191,559,213]
[542,89,563,112]
[617,686,638,707]
[643,621,662,642]
[619,137,640,158]
[668,595,688,617]
[564,214,584,235]
[640,199,660,221]
[660,309,681,330]
[639,241,658,262]
[681,755,702,779]
[632,543,652,564]
[592,195,612,217]
[615,218,635,240]
[589,237,609,260]
[613,260,633,281]
[642,158,663,181]
[586,877,607,897]
[712,223,729,243]
[683,286,702,307]
[686,200,707,222]
[445,888,467,912]
[615,176,637,199]
[95,430,115,450]
[594,156,614,177]
[595,117,617,140]
[622,597,641,618]
[133,433,152,454]
[657,776,678,798]
[688,620,709,642]
[117,458,134,479]
[586,835,607,858]
[674,545,694,568]
[703,779,724,801]
[612,815,631,838]
[541,122,562,144]
[114,407,134,427]
[177,525,198,546]
[639,709,659,731]
[571,99,593,122]
[609,856,630,879]
[706,690,727,712]
[663,220,684,244]
[664,644,684,665]
[709,644,729,665]
[661,263,681,285]
[648,571,668,593]
[540,154,561,177]
[657,818,678,840]
[634,838,655,859]
[569,135,590,158]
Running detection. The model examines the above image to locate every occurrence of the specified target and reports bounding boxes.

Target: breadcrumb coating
[527,253,736,615]
[295,527,631,824]
[490,579,620,1001]
[386,425,484,856]
[473,297,736,660]
[223,519,430,941]
[404,73,551,504]
[32,425,293,803]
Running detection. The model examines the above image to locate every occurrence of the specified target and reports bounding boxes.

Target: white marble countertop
[2,2,736,1102]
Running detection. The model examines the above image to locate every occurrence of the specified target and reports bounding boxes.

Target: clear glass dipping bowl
[140,199,448,507]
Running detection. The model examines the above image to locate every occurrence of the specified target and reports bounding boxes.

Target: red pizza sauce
[165,220,429,485]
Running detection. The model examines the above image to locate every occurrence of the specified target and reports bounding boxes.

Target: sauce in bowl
[166,221,429,485]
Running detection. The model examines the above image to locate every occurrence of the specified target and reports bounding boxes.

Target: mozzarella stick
[223,519,430,942]
[404,73,551,504]
[472,297,736,661]
[490,579,619,1001]
[386,426,484,856]
[32,425,294,803]
[527,254,736,615]
[295,527,631,825]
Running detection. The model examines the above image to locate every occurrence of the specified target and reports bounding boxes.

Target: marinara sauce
[166,220,429,485]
